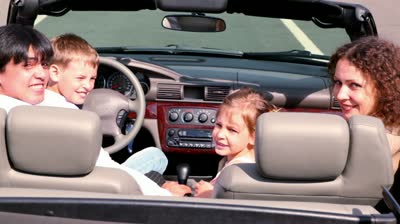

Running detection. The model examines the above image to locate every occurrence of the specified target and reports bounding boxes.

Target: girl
[195,87,279,197]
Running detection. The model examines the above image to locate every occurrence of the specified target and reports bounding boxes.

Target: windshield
[34,10,350,56]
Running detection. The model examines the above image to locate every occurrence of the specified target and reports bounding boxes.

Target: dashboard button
[183,112,193,122]
[168,129,175,136]
[198,113,208,123]
[169,112,179,121]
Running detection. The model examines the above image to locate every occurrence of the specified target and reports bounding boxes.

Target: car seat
[0,106,141,195]
[214,112,393,206]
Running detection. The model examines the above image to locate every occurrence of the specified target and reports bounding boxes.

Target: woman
[328,36,400,212]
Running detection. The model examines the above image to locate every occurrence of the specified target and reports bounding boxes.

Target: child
[42,33,169,176]
[46,33,98,106]
[194,87,279,197]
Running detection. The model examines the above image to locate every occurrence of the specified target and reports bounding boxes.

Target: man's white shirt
[0,90,171,196]
[0,94,30,112]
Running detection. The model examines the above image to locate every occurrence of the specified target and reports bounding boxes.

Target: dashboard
[95,54,340,176]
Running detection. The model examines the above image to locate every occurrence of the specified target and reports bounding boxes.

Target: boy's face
[0,47,49,105]
[53,60,97,105]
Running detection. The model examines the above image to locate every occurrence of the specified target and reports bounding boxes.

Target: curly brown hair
[328,36,400,130]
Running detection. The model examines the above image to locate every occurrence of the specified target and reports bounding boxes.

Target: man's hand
[162,181,192,196]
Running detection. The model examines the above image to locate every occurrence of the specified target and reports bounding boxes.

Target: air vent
[205,86,231,101]
[331,97,341,110]
[157,84,183,100]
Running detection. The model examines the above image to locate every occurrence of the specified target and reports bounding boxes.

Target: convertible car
[0,0,399,223]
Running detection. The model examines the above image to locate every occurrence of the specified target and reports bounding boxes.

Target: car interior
[0,0,398,223]
[0,105,397,223]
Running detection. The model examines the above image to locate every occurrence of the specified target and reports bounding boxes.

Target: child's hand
[194,180,214,198]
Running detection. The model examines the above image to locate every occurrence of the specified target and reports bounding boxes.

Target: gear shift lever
[176,163,190,185]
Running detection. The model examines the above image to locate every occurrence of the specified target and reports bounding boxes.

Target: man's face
[56,60,97,105]
[0,47,49,105]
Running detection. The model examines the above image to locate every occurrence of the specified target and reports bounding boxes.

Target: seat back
[1,105,141,195]
[213,112,393,205]
[0,109,8,183]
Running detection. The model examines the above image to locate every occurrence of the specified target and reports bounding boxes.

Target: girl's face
[333,58,377,120]
[212,106,255,161]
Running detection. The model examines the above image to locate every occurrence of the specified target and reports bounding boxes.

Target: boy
[0,25,190,196]
[46,33,98,106]
[42,33,169,177]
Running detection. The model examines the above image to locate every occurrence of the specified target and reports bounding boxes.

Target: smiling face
[0,47,49,105]
[333,58,377,120]
[212,106,255,161]
[49,59,97,105]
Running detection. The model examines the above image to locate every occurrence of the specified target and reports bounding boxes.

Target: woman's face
[332,59,377,120]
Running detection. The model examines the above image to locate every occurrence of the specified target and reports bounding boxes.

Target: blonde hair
[51,33,99,69]
[217,87,278,134]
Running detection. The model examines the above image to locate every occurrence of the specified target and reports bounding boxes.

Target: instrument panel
[95,65,150,99]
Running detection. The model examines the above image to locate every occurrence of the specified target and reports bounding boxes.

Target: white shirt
[38,90,79,109]
[0,92,171,196]
[0,94,30,112]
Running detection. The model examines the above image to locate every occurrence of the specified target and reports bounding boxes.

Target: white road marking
[34,15,47,26]
[280,19,323,55]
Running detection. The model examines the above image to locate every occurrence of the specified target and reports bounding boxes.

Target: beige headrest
[256,112,349,180]
[6,106,102,176]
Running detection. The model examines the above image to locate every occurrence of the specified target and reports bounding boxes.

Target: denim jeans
[122,146,168,174]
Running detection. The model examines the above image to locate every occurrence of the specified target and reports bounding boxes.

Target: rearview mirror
[162,15,226,32]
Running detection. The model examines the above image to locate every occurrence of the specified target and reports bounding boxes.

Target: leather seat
[0,106,141,195]
[213,112,394,206]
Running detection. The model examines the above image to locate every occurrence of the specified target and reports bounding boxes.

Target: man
[0,24,191,196]
[0,24,52,110]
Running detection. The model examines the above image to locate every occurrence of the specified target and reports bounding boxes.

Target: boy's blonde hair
[217,87,279,134]
[51,33,99,68]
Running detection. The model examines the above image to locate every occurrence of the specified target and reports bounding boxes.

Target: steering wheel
[82,57,146,154]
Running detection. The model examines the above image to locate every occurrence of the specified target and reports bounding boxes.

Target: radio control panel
[164,107,217,150]
[167,108,217,125]
[166,128,214,149]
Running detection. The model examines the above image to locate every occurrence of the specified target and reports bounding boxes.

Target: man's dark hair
[0,24,53,72]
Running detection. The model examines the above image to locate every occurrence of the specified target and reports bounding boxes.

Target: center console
[156,102,221,177]
[157,103,219,153]
[166,107,216,150]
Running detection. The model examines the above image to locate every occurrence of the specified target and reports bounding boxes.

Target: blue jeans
[122,146,168,174]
